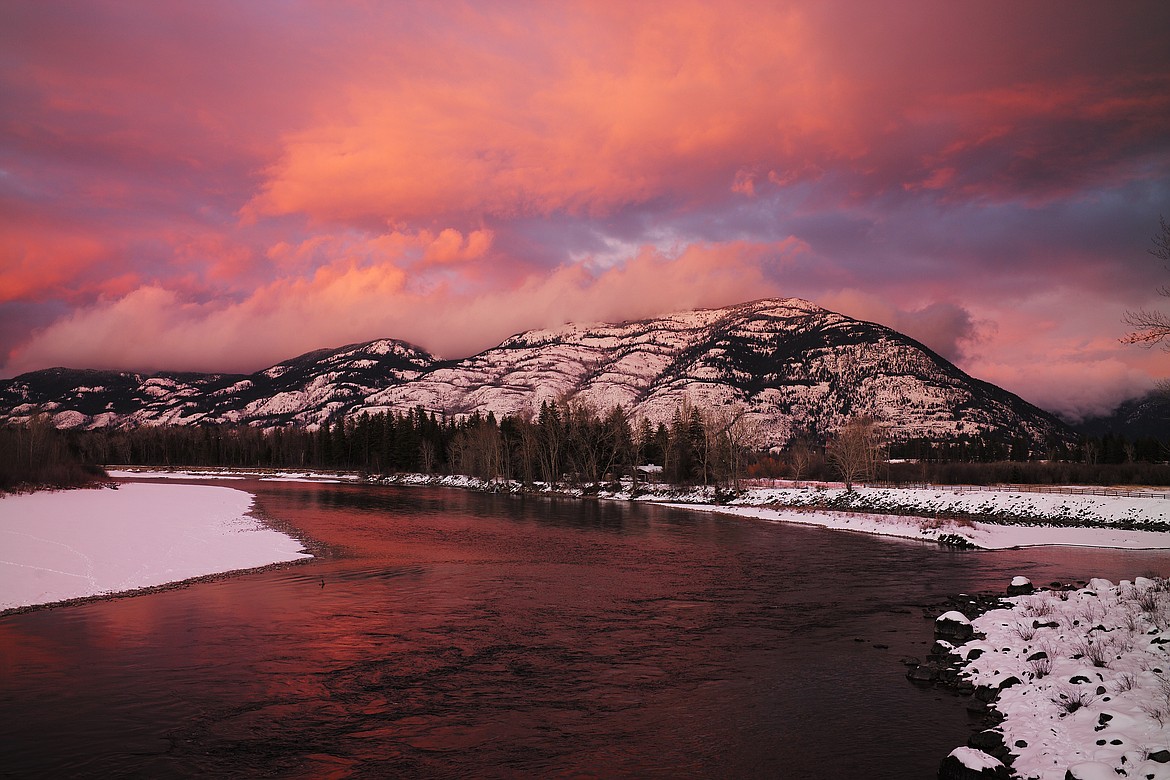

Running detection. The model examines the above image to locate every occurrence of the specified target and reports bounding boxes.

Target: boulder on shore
[935,611,975,642]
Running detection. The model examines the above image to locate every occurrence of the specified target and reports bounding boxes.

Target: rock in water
[1006,576,1033,596]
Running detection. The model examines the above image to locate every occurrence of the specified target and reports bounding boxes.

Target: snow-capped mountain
[0,298,1072,449]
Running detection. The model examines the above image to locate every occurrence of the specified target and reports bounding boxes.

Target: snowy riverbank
[367,473,1170,551]
[106,468,362,483]
[0,482,311,612]
[940,578,1170,780]
[639,482,1170,550]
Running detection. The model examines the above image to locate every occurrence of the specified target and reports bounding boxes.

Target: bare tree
[1122,216,1170,348]
[825,415,886,491]
[704,405,759,491]
[786,432,816,484]
[419,438,437,473]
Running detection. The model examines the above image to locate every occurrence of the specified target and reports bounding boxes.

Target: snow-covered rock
[937,611,976,642]
[1008,576,1034,596]
[938,747,1009,779]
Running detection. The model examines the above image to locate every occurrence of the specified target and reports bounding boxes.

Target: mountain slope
[0,298,1073,450]
[356,298,1069,449]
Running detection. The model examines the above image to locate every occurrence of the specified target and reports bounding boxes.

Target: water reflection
[1,481,1167,779]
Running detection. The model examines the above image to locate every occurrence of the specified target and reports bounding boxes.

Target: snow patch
[948,746,1004,771]
[0,483,310,611]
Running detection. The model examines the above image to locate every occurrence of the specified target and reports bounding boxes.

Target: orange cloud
[241,3,856,225]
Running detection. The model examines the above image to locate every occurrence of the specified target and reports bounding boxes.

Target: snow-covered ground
[0,482,310,612]
[723,483,1170,528]
[947,578,1170,780]
[367,473,1170,550]
[107,468,361,483]
[684,504,1170,551]
[640,483,1170,551]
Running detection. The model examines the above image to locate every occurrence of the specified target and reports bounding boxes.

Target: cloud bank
[2,1,1169,419]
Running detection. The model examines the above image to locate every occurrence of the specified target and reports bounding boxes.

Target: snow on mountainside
[0,298,1072,449]
[0,339,434,429]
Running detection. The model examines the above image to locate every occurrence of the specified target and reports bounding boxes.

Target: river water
[2,480,1168,779]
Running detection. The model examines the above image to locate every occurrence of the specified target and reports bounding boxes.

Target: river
[2,479,1167,778]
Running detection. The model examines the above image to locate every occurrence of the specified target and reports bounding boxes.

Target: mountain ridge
[0,297,1074,451]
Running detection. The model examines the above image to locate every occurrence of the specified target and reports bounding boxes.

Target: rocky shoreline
[908,585,1031,779]
[909,578,1170,780]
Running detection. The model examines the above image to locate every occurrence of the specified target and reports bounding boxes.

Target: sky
[1,1,1169,421]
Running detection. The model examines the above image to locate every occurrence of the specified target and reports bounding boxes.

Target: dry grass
[1012,622,1038,641]
[1028,656,1053,678]
[1141,674,1170,727]
[1072,637,1113,668]
[1018,597,1055,618]
[1052,688,1095,714]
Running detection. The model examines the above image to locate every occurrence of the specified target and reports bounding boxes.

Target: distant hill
[0,298,1075,451]
[1074,390,1170,441]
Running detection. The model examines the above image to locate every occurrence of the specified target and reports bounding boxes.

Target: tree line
[4,402,1169,492]
[49,398,760,490]
[0,416,106,491]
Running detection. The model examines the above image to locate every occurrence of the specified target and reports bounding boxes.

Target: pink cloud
[955,292,1169,419]
[5,241,797,374]
[422,229,494,266]
[0,226,111,303]
[818,290,982,362]
[971,356,1156,423]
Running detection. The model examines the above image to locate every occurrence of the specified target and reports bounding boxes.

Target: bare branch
[1121,308,1170,348]
[1151,215,1170,263]
[826,415,886,491]
[1122,216,1170,349]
